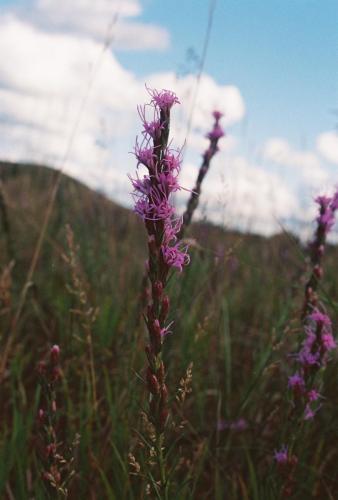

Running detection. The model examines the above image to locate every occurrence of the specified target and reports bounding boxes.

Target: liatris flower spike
[290,189,338,421]
[274,191,337,494]
[303,191,338,317]
[180,110,225,237]
[130,87,189,493]
[36,345,78,498]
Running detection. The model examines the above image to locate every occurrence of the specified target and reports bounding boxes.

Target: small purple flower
[322,332,336,351]
[212,110,223,121]
[207,124,224,141]
[217,417,248,432]
[162,244,190,272]
[315,192,338,234]
[137,104,163,140]
[309,310,331,326]
[297,348,320,367]
[307,389,321,402]
[163,218,183,244]
[274,445,289,465]
[163,150,182,174]
[157,171,181,194]
[230,418,248,431]
[148,87,180,111]
[288,373,305,393]
[134,142,156,169]
[304,403,321,421]
[129,173,152,195]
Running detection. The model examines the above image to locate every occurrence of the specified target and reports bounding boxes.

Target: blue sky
[0,0,337,236]
[119,0,338,146]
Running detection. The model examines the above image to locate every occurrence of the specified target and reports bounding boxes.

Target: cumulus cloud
[178,155,300,236]
[0,11,246,214]
[316,131,338,165]
[262,137,329,186]
[1,2,314,237]
[17,0,170,51]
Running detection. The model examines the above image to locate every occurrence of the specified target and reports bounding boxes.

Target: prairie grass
[0,162,338,498]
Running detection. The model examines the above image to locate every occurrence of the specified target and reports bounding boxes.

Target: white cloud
[147,72,245,128]
[262,137,328,186]
[316,131,338,165]
[1,4,313,238]
[0,13,246,217]
[20,0,169,51]
[36,0,142,19]
[178,154,299,236]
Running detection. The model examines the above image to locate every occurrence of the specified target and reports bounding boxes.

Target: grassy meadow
[0,161,338,499]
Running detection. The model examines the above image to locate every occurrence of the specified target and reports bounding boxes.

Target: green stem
[156,432,168,500]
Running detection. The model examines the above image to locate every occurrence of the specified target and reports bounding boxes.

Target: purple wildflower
[274,446,289,465]
[297,349,320,368]
[322,332,336,351]
[212,110,223,121]
[162,243,190,272]
[307,389,321,402]
[180,110,225,236]
[134,141,156,169]
[304,403,321,421]
[207,110,225,140]
[137,104,163,140]
[207,125,224,141]
[308,310,331,326]
[129,88,190,478]
[148,87,180,111]
[217,417,248,432]
[288,373,305,394]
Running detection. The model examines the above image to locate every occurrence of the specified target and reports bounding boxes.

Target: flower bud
[51,366,61,382]
[152,280,163,299]
[318,244,325,257]
[37,360,47,376]
[151,319,162,353]
[160,295,170,322]
[157,362,165,384]
[46,443,57,457]
[50,345,60,364]
[160,384,168,404]
[147,305,155,324]
[147,368,160,395]
[148,235,157,256]
[37,408,45,424]
[314,265,323,279]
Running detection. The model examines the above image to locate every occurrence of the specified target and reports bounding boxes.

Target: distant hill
[0,160,336,316]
